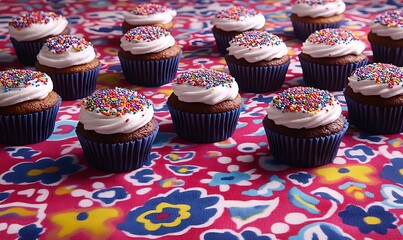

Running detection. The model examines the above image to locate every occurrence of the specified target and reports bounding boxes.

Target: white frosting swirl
[8,12,68,42]
[371,24,403,40]
[0,69,53,107]
[291,0,346,18]
[120,26,175,54]
[348,63,403,98]
[79,106,154,134]
[212,7,265,32]
[227,31,288,63]
[370,10,403,40]
[78,88,154,135]
[302,28,365,58]
[37,35,96,69]
[266,87,342,129]
[172,69,239,105]
[123,8,176,25]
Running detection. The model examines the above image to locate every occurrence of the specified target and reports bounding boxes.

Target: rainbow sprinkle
[9,11,61,30]
[230,30,283,48]
[124,26,169,43]
[174,69,235,89]
[82,87,151,117]
[307,28,359,45]
[296,0,338,6]
[354,63,403,88]
[374,10,403,28]
[215,6,259,21]
[0,69,49,93]
[45,35,92,54]
[130,3,168,15]
[272,86,338,114]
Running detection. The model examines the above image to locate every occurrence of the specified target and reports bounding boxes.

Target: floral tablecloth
[0,1,402,239]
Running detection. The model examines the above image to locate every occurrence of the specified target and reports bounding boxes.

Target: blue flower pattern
[339,205,397,234]
[1,155,83,185]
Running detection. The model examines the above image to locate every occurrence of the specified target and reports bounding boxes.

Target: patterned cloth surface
[0,0,402,239]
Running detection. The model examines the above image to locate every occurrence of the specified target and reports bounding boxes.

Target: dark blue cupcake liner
[344,94,403,134]
[119,52,181,87]
[167,104,241,143]
[299,57,368,91]
[370,42,403,67]
[227,61,290,93]
[76,120,159,173]
[213,32,237,55]
[291,20,342,41]
[0,96,61,145]
[47,63,101,100]
[11,38,45,66]
[263,115,349,167]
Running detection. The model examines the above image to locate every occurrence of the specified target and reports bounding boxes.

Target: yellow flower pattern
[137,202,191,231]
[48,208,119,239]
[314,165,377,184]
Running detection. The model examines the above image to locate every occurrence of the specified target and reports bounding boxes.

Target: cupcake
[290,0,346,41]
[76,87,159,173]
[8,11,70,66]
[122,3,177,33]
[225,30,290,93]
[0,69,61,145]
[118,26,182,87]
[212,6,265,55]
[167,69,242,143]
[368,10,403,67]
[263,86,348,167]
[35,35,101,100]
[344,63,403,134]
[299,28,368,91]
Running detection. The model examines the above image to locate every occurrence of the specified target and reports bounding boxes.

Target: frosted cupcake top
[302,28,365,58]
[0,69,53,107]
[370,10,403,40]
[79,88,154,134]
[8,11,68,41]
[36,35,96,69]
[291,0,346,18]
[212,6,265,32]
[120,26,175,55]
[266,86,342,129]
[172,69,239,105]
[348,63,403,98]
[123,3,177,25]
[227,30,288,63]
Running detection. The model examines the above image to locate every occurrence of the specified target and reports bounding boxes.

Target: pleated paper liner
[0,96,61,145]
[299,57,368,91]
[227,61,290,93]
[119,52,181,87]
[212,31,236,55]
[48,63,101,100]
[76,121,159,173]
[167,105,241,143]
[11,38,46,66]
[345,94,403,134]
[291,20,342,42]
[370,42,403,67]
[263,115,349,167]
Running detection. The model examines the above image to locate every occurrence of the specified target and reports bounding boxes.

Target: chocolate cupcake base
[344,88,403,134]
[263,115,349,167]
[167,104,241,143]
[0,96,61,145]
[119,52,181,87]
[76,120,159,173]
[299,53,368,91]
